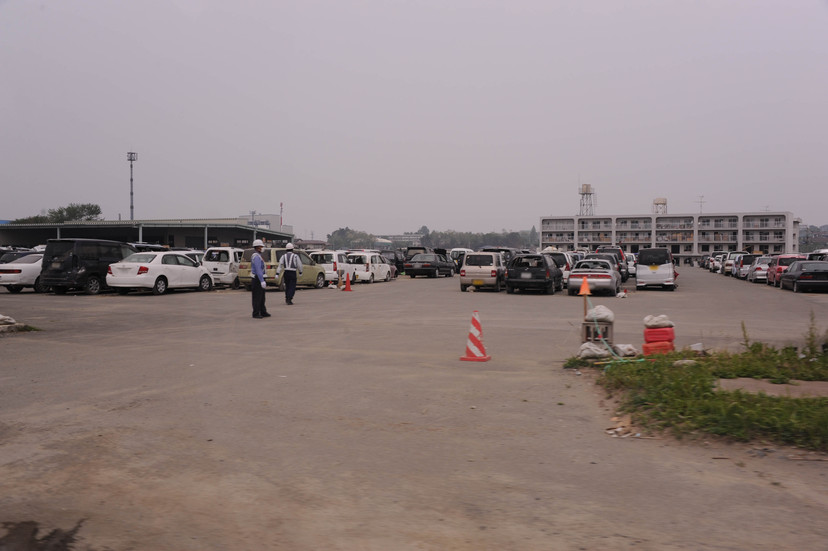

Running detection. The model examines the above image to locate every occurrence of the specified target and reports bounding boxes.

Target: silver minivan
[635,247,676,291]
[202,247,244,288]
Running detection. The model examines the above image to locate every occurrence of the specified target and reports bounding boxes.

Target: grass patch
[581,317,828,451]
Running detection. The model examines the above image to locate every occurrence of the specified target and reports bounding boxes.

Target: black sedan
[505,254,563,294]
[779,261,828,293]
[404,253,455,278]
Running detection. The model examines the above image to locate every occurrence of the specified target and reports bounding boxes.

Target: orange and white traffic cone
[342,272,353,291]
[460,310,491,362]
[577,277,591,296]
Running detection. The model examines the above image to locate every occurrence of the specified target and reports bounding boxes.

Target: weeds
[578,321,828,451]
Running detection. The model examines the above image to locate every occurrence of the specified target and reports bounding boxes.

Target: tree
[327,227,376,249]
[13,203,102,224]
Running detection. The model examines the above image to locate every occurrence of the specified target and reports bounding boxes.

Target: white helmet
[252,239,264,248]
[286,243,294,250]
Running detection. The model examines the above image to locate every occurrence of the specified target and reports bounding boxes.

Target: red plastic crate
[643,341,675,356]
[644,327,675,343]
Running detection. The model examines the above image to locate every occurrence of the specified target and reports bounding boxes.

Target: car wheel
[116,288,130,295]
[506,285,514,294]
[568,287,577,296]
[232,277,240,290]
[198,275,213,292]
[793,281,801,293]
[449,268,455,277]
[430,269,438,278]
[460,284,469,292]
[84,276,102,295]
[409,274,416,278]
[369,274,375,284]
[316,273,326,288]
[33,277,45,293]
[495,278,502,292]
[153,277,168,295]
[384,271,391,282]
[6,285,23,294]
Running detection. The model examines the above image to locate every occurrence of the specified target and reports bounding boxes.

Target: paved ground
[0,267,827,550]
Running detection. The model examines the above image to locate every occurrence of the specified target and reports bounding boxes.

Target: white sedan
[106,252,214,295]
[0,253,46,293]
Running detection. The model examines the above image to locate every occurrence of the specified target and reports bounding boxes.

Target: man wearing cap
[276,243,303,305]
[250,239,270,318]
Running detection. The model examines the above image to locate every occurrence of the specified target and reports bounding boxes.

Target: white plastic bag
[585,305,615,323]
[644,314,674,328]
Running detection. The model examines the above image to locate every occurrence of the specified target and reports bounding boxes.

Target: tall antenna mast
[696,195,706,214]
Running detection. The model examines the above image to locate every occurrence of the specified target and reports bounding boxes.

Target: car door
[176,253,202,287]
[371,254,389,280]
[161,254,183,287]
[295,251,315,286]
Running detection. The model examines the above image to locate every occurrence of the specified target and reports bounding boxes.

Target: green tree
[327,227,376,249]
[13,203,102,223]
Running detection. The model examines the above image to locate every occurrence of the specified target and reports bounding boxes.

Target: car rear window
[638,249,671,265]
[312,253,335,263]
[511,256,543,268]
[9,254,43,264]
[465,254,493,267]
[779,257,802,267]
[124,253,157,263]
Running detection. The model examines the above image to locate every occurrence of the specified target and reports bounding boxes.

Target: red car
[766,254,807,287]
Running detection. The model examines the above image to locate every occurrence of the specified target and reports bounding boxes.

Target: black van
[41,238,136,295]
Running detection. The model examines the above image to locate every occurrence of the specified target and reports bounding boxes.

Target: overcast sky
[2,1,826,239]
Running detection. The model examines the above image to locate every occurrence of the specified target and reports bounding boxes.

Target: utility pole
[127,152,137,220]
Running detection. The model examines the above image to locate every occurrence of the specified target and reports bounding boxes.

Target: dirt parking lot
[1,268,827,550]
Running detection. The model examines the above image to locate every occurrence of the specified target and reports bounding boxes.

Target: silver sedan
[567,259,621,296]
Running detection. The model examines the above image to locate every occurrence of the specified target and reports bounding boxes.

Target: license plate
[520,272,532,279]
[52,261,62,269]
[649,266,658,271]
[472,279,484,286]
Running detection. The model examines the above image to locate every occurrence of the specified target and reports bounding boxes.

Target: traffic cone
[460,310,491,362]
[577,277,591,296]
[342,272,353,291]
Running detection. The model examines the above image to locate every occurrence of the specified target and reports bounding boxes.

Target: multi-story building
[540,212,800,263]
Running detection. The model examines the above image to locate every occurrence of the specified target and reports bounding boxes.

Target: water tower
[579,184,595,216]
[652,197,667,214]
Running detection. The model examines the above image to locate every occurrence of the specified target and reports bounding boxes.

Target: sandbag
[613,344,639,357]
[578,342,612,359]
[585,305,615,323]
[643,314,674,328]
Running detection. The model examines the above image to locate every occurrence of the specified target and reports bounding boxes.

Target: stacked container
[643,325,675,355]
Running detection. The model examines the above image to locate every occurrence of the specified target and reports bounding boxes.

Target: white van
[635,247,677,291]
[202,247,244,288]
[310,249,357,285]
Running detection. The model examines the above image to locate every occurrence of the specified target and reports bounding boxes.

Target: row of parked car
[701,249,828,293]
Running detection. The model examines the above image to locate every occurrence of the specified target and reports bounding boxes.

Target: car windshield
[779,257,802,267]
[8,254,43,264]
[465,254,493,267]
[638,249,670,265]
[124,253,157,263]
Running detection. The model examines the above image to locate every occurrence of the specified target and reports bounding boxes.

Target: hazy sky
[2,1,826,239]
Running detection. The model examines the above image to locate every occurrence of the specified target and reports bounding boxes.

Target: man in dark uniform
[276,243,303,305]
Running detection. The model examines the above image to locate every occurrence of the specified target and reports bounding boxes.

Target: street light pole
[127,152,138,221]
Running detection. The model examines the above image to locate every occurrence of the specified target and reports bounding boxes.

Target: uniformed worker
[250,239,270,318]
[276,242,303,305]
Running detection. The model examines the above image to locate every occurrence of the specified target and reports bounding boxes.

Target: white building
[540,212,800,262]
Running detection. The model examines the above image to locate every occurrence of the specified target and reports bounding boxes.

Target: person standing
[250,239,270,318]
[276,243,303,305]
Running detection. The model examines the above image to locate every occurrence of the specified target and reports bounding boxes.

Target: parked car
[0,253,47,293]
[202,247,244,288]
[584,253,623,279]
[733,254,759,280]
[722,251,748,276]
[567,259,621,296]
[767,254,807,287]
[594,246,629,281]
[40,238,137,295]
[778,261,828,293]
[709,253,725,273]
[238,247,326,290]
[381,254,398,278]
[459,251,506,292]
[380,249,405,275]
[347,251,392,283]
[106,251,213,295]
[404,246,431,261]
[449,248,474,272]
[310,249,358,285]
[404,252,455,278]
[746,256,773,283]
[479,246,519,266]
[635,247,676,291]
[505,254,562,294]
[541,249,575,286]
